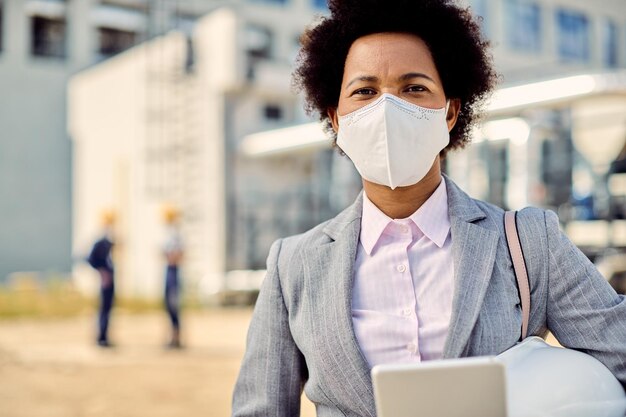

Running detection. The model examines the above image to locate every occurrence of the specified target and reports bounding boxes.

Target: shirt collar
[360,179,451,255]
[360,193,392,255]
[409,179,450,248]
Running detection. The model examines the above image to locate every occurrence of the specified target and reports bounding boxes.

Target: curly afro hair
[293,0,499,155]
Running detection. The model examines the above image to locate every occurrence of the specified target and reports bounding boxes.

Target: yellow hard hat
[100,209,115,226]
[162,204,181,224]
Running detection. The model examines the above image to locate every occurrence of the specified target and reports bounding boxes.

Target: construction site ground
[0,308,316,417]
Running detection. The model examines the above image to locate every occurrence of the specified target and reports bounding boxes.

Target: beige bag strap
[504,211,530,340]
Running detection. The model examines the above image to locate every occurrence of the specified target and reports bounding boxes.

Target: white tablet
[372,356,508,417]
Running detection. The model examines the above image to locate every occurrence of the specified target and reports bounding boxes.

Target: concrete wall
[0,0,75,282]
[0,65,72,281]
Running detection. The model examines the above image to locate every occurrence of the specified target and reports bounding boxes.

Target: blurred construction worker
[87,209,116,347]
[162,205,184,348]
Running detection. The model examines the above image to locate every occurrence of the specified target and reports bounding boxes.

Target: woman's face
[328,32,459,132]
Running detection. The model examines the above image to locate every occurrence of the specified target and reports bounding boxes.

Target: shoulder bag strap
[504,210,530,340]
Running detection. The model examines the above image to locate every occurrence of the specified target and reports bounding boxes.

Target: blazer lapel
[443,177,500,359]
[302,193,376,416]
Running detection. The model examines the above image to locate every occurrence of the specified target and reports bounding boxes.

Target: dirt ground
[0,308,316,417]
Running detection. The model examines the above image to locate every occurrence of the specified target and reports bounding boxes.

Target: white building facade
[464,0,626,81]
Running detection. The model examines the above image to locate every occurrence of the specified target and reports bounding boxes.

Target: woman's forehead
[344,33,440,80]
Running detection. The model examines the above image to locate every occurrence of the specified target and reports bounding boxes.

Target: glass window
[556,9,590,62]
[312,0,327,10]
[468,0,489,37]
[504,0,542,53]
[31,16,67,59]
[245,25,273,80]
[264,104,283,120]
[290,34,302,64]
[602,19,618,68]
[98,27,137,58]
[245,25,272,59]
[247,0,288,5]
[101,0,148,12]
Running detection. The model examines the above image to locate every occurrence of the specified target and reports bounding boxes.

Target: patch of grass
[0,281,92,320]
[114,295,206,314]
[115,297,162,314]
[0,278,204,320]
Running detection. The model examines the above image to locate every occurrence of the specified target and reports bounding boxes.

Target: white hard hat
[497,337,626,417]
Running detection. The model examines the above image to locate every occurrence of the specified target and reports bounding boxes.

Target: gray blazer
[232,177,626,417]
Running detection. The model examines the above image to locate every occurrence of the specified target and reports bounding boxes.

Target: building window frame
[245,24,273,60]
[504,0,542,54]
[97,26,137,59]
[556,8,590,63]
[602,18,619,68]
[244,24,273,80]
[312,0,327,10]
[468,0,490,38]
[247,0,288,6]
[263,104,283,121]
[100,0,148,12]
[31,15,67,59]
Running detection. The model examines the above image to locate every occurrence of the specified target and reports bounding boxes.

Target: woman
[232,0,626,415]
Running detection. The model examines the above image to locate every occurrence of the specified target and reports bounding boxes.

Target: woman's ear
[446,99,461,132]
[327,108,339,133]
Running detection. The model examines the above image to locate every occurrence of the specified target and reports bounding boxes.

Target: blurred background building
[68,1,336,299]
[452,0,626,293]
[0,0,328,295]
[1,0,626,299]
[0,0,224,285]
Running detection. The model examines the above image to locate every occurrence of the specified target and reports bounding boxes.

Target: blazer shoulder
[517,205,554,221]
[516,206,561,236]
[507,206,562,281]
[282,219,333,252]
[471,197,556,231]
[268,218,334,272]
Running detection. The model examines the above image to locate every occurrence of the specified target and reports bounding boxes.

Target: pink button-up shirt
[352,180,454,367]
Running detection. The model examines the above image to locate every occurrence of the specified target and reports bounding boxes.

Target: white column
[67,0,96,70]
[542,2,556,65]
[4,0,28,66]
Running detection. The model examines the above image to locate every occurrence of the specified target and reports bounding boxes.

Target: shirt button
[402,308,412,317]
[407,343,417,354]
[401,225,409,233]
[396,264,406,273]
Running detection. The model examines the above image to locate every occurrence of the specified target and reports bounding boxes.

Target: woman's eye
[352,88,377,96]
[406,85,428,93]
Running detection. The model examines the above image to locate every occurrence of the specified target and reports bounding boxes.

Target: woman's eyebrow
[346,75,379,88]
[346,73,435,89]
[399,72,435,83]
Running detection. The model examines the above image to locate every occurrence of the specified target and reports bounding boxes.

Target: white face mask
[336,93,450,190]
